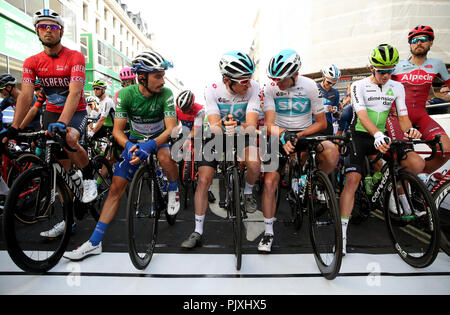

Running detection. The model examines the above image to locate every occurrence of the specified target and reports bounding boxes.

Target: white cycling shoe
[167,189,180,216]
[63,240,102,261]
[82,179,98,203]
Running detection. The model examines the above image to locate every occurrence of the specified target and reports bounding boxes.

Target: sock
[194,214,205,235]
[264,217,275,236]
[89,221,108,246]
[208,185,212,192]
[168,180,178,192]
[244,181,254,195]
[341,216,349,239]
[82,161,94,180]
[399,194,411,214]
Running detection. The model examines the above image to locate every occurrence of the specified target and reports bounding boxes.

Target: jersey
[317,83,340,123]
[115,85,176,140]
[22,46,87,113]
[263,76,324,131]
[351,77,408,133]
[98,96,115,128]
[204,79,261,123]
[175,102,205,131]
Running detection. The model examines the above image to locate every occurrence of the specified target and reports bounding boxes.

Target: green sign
[0,16,41,60]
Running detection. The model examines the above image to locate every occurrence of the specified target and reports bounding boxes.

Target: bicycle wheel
[126,166,160,270]
[432,180,450,255]
[6,152,43,187]
[231,167,243,271]
[287,160,303,230]
[89,155,113,221]
[384,170,440,268]
[308,170,342,280]
[3,166,72,273]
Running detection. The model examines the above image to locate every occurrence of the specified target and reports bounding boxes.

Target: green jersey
[115,85,176,139]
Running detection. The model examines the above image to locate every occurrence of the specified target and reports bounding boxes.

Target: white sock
[194,214,205,235]
[244,181,254,195]
[264,217,275,236]
[341,217,349,239]
[208,185,212,192]
[399,194,411,214]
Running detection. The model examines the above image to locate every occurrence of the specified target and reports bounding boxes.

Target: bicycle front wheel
[3,166,72,273]
[308,170,342,280]
[384,170,440,268]
[231,167,242,271]
[89,155,113,221]
[126,166,160,270]
[432,180,450,256]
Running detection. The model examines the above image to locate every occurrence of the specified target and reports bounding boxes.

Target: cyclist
[1,9,98,206]
[88,80,115,139]
[86,95,100,119]
[340,44,423,255]
[114,66,136,105]
[175,90,216,202]
[180,51,261,249]
[316,64,341,135]
[0,74,41,131]
[388,25,450,174]
[260,49,339,253]
[64,51,180,261]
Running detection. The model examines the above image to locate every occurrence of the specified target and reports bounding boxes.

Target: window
[9,57,24,90]
[5,0,45,16]
[49,0,76,42]
[80,36,89,64]
[5,0,25,12]
[83,3,88,22]
[98,40,112,68]
[113,50,125,74]
[96,18,100,35]
[104,27,108,41]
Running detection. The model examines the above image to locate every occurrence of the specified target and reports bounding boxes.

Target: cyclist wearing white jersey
[340,44,422,255]
[260,49,340,253]
[180,51,261,249]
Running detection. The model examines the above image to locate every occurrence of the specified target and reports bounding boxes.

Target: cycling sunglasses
[230,77,251,85]
[37,23,62,31]
[326,80,336,86]
[374,68,395,75]
[410,36,431,44]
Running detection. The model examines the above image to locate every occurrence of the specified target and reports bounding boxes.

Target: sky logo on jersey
[275,97,311,116]
[217,102,248,122]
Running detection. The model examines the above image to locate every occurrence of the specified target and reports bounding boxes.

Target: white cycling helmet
[33,8,64,28]
[85,96,99,104]
[321,64,341,81]
[219,51,255,79]
[176,90,195,111]
[132,51,173,73]
[267,49,301,81]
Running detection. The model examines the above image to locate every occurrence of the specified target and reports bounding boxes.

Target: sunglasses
[37,23,62,31]
[410,36,430,44]
[374,68,395,75]
[326,80,336,86]
[268,76,282,82]
[230,77,251,85]
[93,87,104,90]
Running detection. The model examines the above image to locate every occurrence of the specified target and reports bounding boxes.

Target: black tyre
[126,166,160,270]
[89,155,113,221]
[287,160,303,230]
[7,152,44,187]
[308,170,342,280]
[3,166,72,273]
[384,170,440,268]
[431,180,450,256]
[231,167,242,271]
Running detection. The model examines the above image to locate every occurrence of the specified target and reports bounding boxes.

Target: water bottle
[156,167,168,196]
[364,175,373,195]
[372,172,382,186]
[427,172,443,191]
[291,178,299,195]
[298,175,307,194]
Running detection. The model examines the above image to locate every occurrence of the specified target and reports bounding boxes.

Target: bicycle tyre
[126,165,160,270]
[431,179,450,256]
[3,166,73,273]
[232,167,242,271]
[308,170,342,280]
[89,155,113,221]
[287,159,303,230]
[6,152,44,187]
[384,169,440,268]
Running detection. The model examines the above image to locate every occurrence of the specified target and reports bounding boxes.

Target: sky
[123,0,261,100]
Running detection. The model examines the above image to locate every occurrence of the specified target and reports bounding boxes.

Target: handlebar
[16,129,78,153]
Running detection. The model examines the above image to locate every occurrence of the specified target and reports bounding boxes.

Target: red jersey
[22,46,86,113]
[175,103,205,130]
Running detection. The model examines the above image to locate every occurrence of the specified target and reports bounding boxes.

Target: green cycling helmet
[369,44,399,67]
[92,80,107,88]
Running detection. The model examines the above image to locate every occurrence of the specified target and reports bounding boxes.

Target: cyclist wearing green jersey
[64,51,180,261]
[340,44,423,255]
[88,80,115,139]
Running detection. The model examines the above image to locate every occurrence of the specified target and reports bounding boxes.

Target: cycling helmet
[33,8,64,28]
[267,49,301,81]
[176,90,195,111]
[219,51,255,79]
[132,51,173,73]
[85,96,99,104]
[369,44,399,68]
[92,80,107,88]
[321,64,341,80]
[119,67,136,80]
[408,25,434,43]
[0,74,17,88]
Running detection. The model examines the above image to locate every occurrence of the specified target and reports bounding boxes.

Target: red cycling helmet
[119,67,136,80]
[408,25,434,43]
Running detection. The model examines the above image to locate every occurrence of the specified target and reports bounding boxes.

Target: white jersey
[204,79,261,123]
[263,76,324,131]
[351,77,408,133]
[98,96,116,118]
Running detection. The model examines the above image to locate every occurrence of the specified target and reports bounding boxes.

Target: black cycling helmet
[0,74,17,88]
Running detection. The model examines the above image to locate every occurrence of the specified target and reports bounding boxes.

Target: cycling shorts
[43,110,88,137]
[344,131,378,175]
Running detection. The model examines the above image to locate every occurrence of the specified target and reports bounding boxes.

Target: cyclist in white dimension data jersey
[180,51,261,249]
[340,44,423,256]
[260,49,339,253]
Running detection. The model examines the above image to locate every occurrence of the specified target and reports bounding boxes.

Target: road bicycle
[285,132,351,280]
[178,137,198,210]
[126,137,178,270]
[2,129,113,273]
